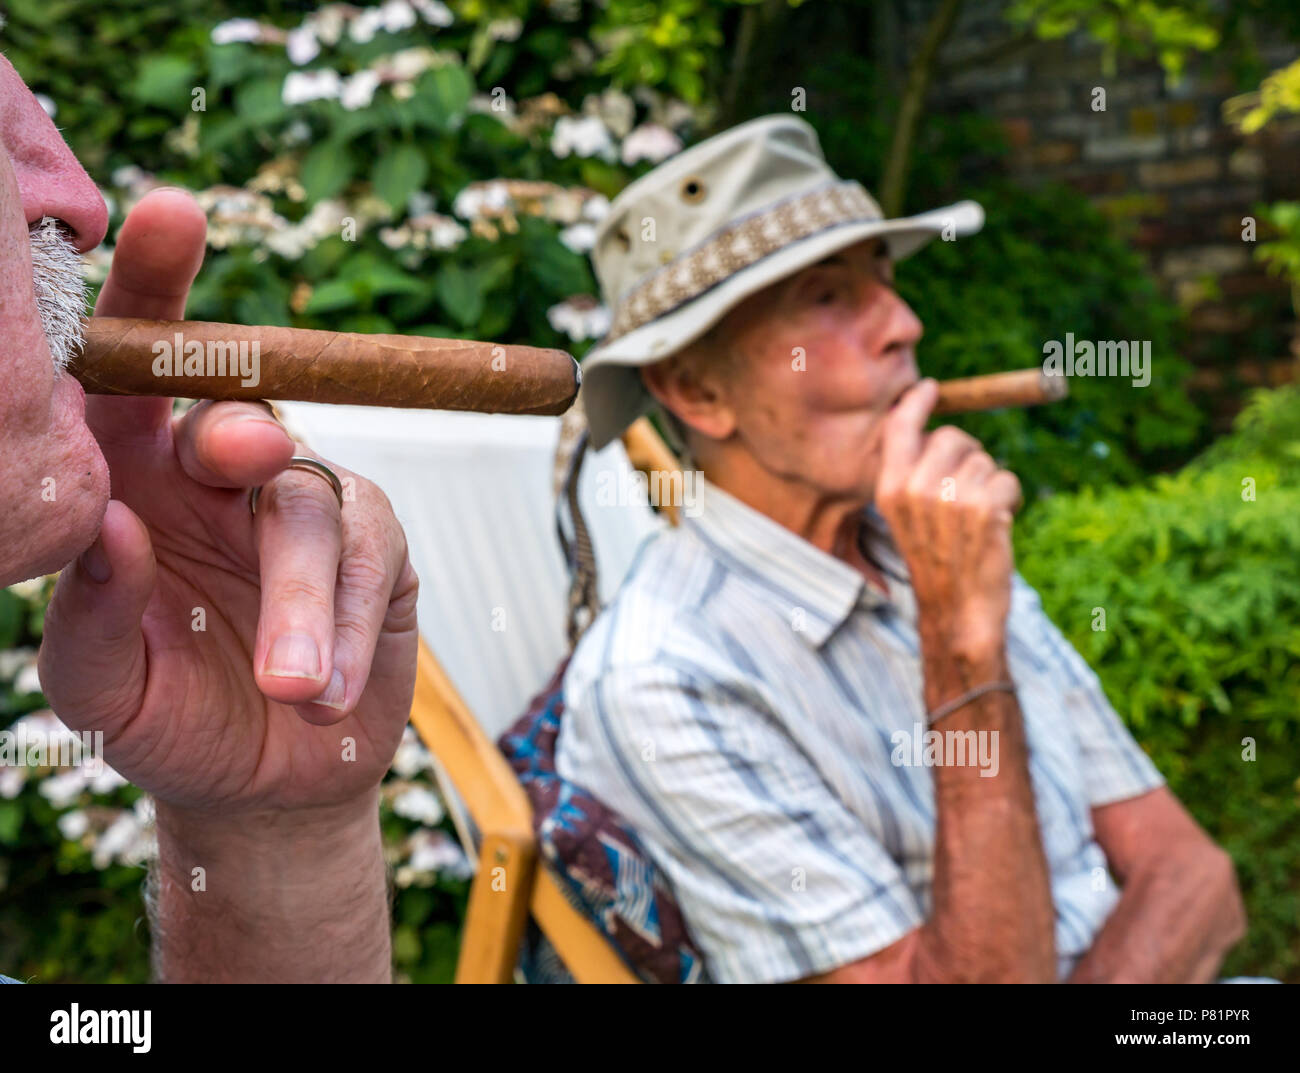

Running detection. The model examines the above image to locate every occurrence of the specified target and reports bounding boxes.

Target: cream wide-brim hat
[580,114,984,449]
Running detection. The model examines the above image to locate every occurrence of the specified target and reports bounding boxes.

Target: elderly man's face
[671,238,924,499]
[0,56,111,585]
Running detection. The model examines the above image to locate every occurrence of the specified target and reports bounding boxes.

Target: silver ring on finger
[249,455,345,517]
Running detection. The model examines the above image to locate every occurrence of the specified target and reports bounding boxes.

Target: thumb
[38,500,156,735]
[880,378,938,475]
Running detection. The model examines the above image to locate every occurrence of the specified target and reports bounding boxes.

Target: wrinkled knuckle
[339,543,392,594]
[263,477,340,524]
[274,575,334,611]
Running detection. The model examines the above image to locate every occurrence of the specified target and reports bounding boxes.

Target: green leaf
[435,263,485,328]
[410,64,473,132]
[0,800,24,845]
[0,589,23,650]
[303,279,361,316]
[130,55,195,108]
[300,141,356,202]
[372,144,429,213]
[235,77,288,125]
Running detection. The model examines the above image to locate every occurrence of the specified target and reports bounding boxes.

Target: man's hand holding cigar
[1,57,416,983]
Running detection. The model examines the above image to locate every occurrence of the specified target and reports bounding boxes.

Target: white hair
[28,216,89,373]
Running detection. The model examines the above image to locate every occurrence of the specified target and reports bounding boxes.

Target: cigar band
[249,456,345,516]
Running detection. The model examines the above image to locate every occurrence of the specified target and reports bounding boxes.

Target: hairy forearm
[913,639,1057,983]
[150,792,392,983]
[1068,844,1245,983]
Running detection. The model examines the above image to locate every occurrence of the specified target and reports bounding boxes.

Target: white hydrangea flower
[405,828,472,878]
[428,215,468,250]
[453,181,510,220]
[58,810,89,841]
[371,47,437,83]
[110,165,150,190]
[0,646,35,678]
[391,727,433,778]
[351,1,415,42]
[0,767,26,801]
[379,225,411,250]
[92,809,152,870]
[621,123,683,166]
[14,661,41,696]
[6,577,46,600]
[349,9,381,43]
[282,69,343,106]
[38,771,86,810]
[547,297,611,341]
[340,69,382,111]
[411,0,454,27]
[582,193,611,222]
[282,119,313,146]
[313,6,347,46]
[211,18,263,45]
[286,25,321,65]
[486,17,523,42]
[583,88,635,138]
[559,221,596,253]
[551,115,616,161]
[89,766,128,796]
[391,785,444,826]
[407,191,435,217]
[379,0,418,32]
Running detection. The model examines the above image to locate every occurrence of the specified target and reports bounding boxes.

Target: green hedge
[1017,385,1300,981]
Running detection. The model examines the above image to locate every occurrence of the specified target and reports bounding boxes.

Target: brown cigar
[932,368,1068,415]
[72,318,580,416]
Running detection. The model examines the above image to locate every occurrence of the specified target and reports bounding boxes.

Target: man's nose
[1,60,108,253]
[875,285,924,353]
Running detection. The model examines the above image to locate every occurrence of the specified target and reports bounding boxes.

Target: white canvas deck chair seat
[276,402,668,983]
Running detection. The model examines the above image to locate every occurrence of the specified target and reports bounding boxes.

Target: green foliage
[1254,201,1300,290]
[1223,60,1300,315]
[896,181,1203,501]
[1008,0,1220,79]
[1224,55,1300,134]
[1016,386,1300,981]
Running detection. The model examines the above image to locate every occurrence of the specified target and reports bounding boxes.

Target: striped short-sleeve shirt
[556,482,1164,983]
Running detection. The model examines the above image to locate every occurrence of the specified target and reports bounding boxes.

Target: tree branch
[877,0,964,218]
[939,29,1038,76]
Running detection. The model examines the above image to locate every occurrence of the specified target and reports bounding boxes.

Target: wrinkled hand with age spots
[873,378,1023,660]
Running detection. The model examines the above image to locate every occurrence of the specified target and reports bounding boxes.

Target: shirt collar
[684,482,891,648]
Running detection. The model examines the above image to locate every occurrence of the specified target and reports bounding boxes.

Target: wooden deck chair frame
[406,417,680,984]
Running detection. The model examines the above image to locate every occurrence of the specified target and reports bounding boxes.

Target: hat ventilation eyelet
[680,177,706,204]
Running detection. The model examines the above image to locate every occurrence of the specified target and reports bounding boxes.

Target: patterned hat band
[602,179,881,345]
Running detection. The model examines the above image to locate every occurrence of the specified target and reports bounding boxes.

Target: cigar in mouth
[71,318,580,416]
[931,368,1068,415]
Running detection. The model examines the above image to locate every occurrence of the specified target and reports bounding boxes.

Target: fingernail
[78,535,112,584]
[315,668,347,710]
[263,633,321,680]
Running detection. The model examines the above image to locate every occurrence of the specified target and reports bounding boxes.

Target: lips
[887,379,918,410]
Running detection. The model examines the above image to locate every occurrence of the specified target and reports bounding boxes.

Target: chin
[0,417,111,588]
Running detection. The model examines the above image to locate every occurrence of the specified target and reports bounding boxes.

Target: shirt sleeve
[560,658,924,984]
[1013,575,1165,807]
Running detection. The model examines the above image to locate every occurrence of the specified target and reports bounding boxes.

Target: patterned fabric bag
[499,661,706,984]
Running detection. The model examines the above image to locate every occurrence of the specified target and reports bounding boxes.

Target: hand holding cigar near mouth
[72,317,1068,416]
